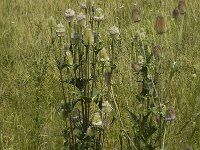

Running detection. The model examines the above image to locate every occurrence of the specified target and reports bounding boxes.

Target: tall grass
[0,0,200,149]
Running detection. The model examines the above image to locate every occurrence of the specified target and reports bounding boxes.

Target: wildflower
[92,112,102,126]
[71,32,81,44]
[152,45,162,59]
[76,12,86,27]
[102,101,112,114]
[173,7,180,19]
[93,8,105,22]
[155,15,167,34]
[109,26,120,39]
[56,23,65,37]
[65,50,73,66]
[165,106,176,122]
[83,27,94,46]
[132,5,141,22]
[64,9,75,22]
[178,0,186,14]
[131,62,142,72]
[48,16,56,28]
[99,47,109,62]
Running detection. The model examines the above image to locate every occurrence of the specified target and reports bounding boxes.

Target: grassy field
[0,0,200,149]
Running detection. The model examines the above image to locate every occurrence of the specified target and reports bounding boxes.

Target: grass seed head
[56,23,66,37]
[155,15,167,34]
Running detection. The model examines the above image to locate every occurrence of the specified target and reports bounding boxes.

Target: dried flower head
[152,45,162,59]
[86,126,95,136]
[64,9,75,22]
[65,50,73,66]
[92,112,102,126]
[155,15,167,34]
[102,101,112,113]
[86,0,94,8]
[138,55,144,65]
[173,7,180,19]
[131,62,142,72]
[93,8,105,22]
[109,26,120,39]
[76,12,86,27]
[104,70,112,85]
[99,47,109,62]
[80,3,87,9]
[83,27,94,45]
[71,32,81,44]
[178,0,186,14]
[132,5,141,22]
[165,106,176,122]
[56,23,66,37]
[70,108,80,122]
[48,16,56,28]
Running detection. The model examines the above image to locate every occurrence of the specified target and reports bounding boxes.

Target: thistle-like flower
[99,47,109,62]
[83,27,94,46]
[93,8,105,22]
[76,12,86,27]
[165,106,176,122]
[56,23,66,37]
[64,9,75,22]
[71,32,81,44]
[65,50,73,66]
[178,0,186,14]
[92,112,102,126]
[102,101,112,114]
[109,26,120,39]
[173,7,180,19]
[48,16,56,28]
[132,5,141,22]
[155,15,167,34]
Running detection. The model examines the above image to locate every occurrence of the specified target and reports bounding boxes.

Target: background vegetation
[0,0,200,149]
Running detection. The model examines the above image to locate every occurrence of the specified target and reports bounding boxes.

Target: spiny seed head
[64,9,75,22]
[131,62,142,72]
[132,5,141,22]
[76,12,86,27]
[56,23,65,37]
[99,47,109,62]
[178,0,186,14]
[48,16,56,28]
[83,27,94,46]
[71,32,81,44]
[173,7,180,19]
[102,101,112,113]
[92,112,102,126]
[155,15,167,34]
[93,8,105,22]
[138,55,144,65]
[165,106,176,122]
[152,45,162,59]
[109,26,120,39]
[65,50,73,66]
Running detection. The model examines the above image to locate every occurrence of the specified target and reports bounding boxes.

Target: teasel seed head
[71,32,81,44]
[48,16,56,28]
[83,27,94,46]
[155,15,167,34]
[64,9,75,22]
[99,47,109,62]
[173,7,180,19]
[56,23,65,37]
[178,0,186,14]
[93,8,105,22]
[102,101,112,114]
[70,108,81,122]
[138,55,144,65]
[86,0,94,8]
[76,12,86,27]
[132,5,141,22]
[109,26,120,39]
[65,50,73,66]
[152,45,162,59]
[104,69,112,85]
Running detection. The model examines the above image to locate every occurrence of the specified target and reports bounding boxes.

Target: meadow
[0,0,200,149]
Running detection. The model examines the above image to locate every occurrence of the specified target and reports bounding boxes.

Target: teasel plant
[47,4,115,149]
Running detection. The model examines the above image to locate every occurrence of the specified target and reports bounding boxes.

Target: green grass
[0,0,200,149]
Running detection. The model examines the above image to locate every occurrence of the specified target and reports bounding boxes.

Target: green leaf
[127,110,139,127]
